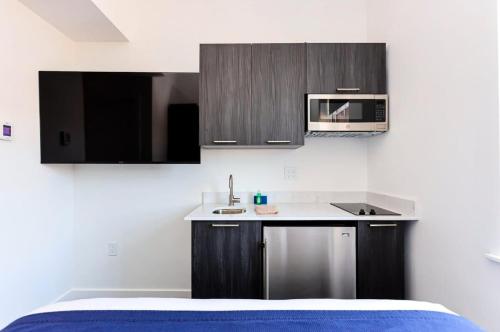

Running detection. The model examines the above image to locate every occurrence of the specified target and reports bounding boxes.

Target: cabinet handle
[369,223,398,228]
[266,140,291,144]
[213,140,237,144]
[211,224,240,228]
[337,88,361,92]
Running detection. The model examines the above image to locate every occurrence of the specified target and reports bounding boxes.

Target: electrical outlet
[107,242,118,256]
[284,166,297,181]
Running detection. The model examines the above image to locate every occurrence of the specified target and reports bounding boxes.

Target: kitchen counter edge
[184,203,419,222]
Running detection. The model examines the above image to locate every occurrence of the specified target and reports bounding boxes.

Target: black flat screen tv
[39,71,200,164]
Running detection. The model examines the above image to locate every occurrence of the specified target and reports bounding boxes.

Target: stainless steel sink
[212,208,247,215]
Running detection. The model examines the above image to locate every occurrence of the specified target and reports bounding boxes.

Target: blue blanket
[2,310,482,332]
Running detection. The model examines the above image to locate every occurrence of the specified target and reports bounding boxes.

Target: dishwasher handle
[262,240,269,299]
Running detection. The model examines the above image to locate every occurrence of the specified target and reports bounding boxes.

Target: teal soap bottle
[255,191,262,205]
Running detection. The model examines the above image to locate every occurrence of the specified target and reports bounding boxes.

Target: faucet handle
[233,196,241,204]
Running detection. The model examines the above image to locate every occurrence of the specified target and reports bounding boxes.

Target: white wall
[78,0,369,71]
[0,0,76,328]
[366,0,500,330]
[71,0,369,291]
[74,141,367,290]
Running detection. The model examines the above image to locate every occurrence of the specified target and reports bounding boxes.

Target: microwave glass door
[309,97,386,124]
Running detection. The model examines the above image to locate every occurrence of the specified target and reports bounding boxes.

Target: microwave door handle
[337,88,361,92]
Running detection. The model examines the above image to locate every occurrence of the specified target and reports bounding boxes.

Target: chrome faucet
[228,174,240,206]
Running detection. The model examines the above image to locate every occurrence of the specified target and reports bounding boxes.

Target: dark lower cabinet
[192,221,262,299]
[191,220,406,300]
[357,221,405,299]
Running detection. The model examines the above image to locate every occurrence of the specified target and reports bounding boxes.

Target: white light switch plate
[284,166,297,181]
[107,242,118,256]
[0,122,12,141]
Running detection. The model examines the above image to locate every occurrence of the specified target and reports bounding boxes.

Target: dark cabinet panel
[357,221,405,299]
[192,221,262,299]
[251,44,306,146]
[199,44,252,146]
[307,43,387,94]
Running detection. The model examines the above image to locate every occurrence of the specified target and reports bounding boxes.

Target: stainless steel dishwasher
[263,226,356,299]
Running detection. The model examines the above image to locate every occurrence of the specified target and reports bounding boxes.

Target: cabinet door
[251,44,306,146]
[307,43,387,94]
[199,44,252,146]
[192,221,262,299]
[357,221,405,299]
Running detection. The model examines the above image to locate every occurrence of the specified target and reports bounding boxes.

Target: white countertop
[184,203,419,221]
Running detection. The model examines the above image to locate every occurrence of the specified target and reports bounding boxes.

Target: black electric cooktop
[331,203,401,216]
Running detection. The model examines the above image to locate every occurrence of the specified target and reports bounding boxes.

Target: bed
[2,298,482,331]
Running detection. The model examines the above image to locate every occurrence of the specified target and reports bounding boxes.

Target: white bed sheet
[31,298,456,316]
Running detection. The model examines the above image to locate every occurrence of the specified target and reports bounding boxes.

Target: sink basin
[212,208,247,215]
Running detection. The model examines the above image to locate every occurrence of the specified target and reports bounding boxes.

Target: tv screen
[39,72,200,164]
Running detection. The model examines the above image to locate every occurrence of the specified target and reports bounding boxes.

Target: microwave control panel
[375,101,386,122]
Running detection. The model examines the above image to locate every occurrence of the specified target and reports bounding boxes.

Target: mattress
[3,298,482,332]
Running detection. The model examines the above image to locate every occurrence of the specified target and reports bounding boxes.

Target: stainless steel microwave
[306,94,389,136]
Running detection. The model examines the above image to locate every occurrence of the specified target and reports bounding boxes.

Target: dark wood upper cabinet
[192,221,263,299]
[199,43,387,147]
[307,43,387,94]
[357,221,405,299]
[251,44,306,146]
[199,44,252,146]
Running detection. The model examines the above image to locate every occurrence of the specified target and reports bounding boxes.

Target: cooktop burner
[331,203,401,216]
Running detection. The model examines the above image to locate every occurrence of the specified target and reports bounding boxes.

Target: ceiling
[18,0,127,42]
